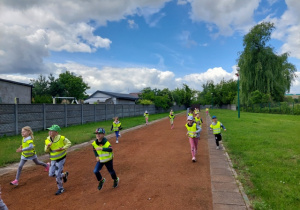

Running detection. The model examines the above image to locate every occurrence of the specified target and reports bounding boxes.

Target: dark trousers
[93,159,117,181]
[214,134,222,146]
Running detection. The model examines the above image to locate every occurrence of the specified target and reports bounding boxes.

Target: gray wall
[0,104,185,137]
[0,81,32,104]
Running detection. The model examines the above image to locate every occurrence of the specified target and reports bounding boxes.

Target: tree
[238,22,297,104]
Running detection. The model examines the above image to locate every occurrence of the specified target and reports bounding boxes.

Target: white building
[84,91,139,104]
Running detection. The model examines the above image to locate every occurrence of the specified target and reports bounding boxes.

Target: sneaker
[10,179,19,186]
[116,140,119,144]
[113,177,119,188]
[192,157,196,162]
[63,171,69,183]
[44,162,50,172]
[118,133,121,137]
[216,146,220,150]
[98,178,106,190]
[55,188,64,195]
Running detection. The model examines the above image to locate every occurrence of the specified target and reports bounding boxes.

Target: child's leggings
[188,137,199,158]
[94,159,117,181]
[16,158,47,180]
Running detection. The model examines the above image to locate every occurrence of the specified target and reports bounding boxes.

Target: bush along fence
[240,102,300,115]
[0,104,186,137]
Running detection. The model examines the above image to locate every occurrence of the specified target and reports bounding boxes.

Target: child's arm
[221,123,226,131]
[196,125,202,133]
[111,125,113,131]
[102,145,112,152]
[19,143,34,152]
[62,137,72,149]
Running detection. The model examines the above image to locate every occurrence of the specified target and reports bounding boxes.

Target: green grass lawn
[210,109,300,210]
[0,111,183,167]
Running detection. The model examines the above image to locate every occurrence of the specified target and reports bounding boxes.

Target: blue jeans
[93,159,117,181]
[115,131,119,138]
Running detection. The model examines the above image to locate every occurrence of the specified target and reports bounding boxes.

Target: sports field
[0,113,213,209]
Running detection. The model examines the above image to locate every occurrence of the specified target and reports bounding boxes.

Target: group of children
[8,110,151,197]
[185,107,226,162]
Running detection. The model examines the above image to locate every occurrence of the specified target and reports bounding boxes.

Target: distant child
[187,109,193,120]
[45,125,71,195]
[144,110,149,125]
[194,113,203,128]
[210,116,226,150]
[92,128,119,190]
[169,111,175,129]
[0,186,8,210]
[193,108,199,115]
[206,108,209,116]
[185,116,201,162]
[10,126,49,186]
[111,117,122,144]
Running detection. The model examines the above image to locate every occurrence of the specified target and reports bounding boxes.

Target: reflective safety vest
[144,113,149,118]
[45,136,67,160]
[188,113,193,117]
[22,138,36,157]
[195,117,202,127]
[92,140,113,163]
[169,114,175,120]
[211,121,221,134]
[185,123,197,138]
[113,121,121,131]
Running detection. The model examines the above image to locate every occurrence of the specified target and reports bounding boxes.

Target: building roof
[0,78,33,87]
[86,90,139,101]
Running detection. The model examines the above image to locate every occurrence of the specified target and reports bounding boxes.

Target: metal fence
[240,102,300,115]
[0,104,185,137]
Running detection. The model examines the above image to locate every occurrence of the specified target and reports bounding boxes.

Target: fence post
[15,104,18,135]
[81,104,83,125]
[94,104,96,122]
[122,105,124,118]
[43,104,46,130]
[65,104,68,127]
[293,102,294,115]
[105,104,107,121]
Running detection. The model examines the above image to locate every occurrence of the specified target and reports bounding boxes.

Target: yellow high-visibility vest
[22,138,36,157]
[210,121,221,134]
[92,140,113,163]
[195,117,202,127]
[185,123,197,138]
[45,136,67,160]
[113,122,121,131]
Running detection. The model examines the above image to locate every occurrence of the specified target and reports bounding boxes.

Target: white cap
[187,116,193,121]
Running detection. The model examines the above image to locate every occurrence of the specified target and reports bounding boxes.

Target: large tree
[238,22,296,104]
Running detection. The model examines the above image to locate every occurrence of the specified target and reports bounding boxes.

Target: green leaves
[238,22,296,104]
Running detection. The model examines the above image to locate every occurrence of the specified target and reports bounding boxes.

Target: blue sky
[0,0,299,95]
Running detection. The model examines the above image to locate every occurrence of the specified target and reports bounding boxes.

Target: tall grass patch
[210,109,300,209]
[0,111,183,167]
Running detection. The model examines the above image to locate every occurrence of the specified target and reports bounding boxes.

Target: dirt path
[0,113,212,210]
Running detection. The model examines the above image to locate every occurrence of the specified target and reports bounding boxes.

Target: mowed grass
[210,109,300,210]
[0,111,183,167]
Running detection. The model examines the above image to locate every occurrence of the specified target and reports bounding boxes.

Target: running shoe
[55,188,64,195]
[63,171,69,183]
[113,177,119,188]
[98,178,106,190]
[10,179,19,186]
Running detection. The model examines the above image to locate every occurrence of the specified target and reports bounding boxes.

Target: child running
[111,117,122,144]
[205,107,209,116]
[169,110,175,129]
[210,116,226,150]
[45,125,71,195]
[194,113,203,128]
[185,116,201,162]
[0,186,8,210]
[10,126,49,186]
[144,110,149,125]
[92,128,119,190]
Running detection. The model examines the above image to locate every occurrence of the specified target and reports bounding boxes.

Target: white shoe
[192,157,196,162]
[118,133,121,137]
[216,146,220,150]
[116,140,119,144]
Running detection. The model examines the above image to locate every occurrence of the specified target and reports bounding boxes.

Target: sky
[0,0,300,95]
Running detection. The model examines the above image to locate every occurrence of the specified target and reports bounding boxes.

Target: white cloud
[0,0,170,74]
[128,19,139,29]
[186,0,260,36]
